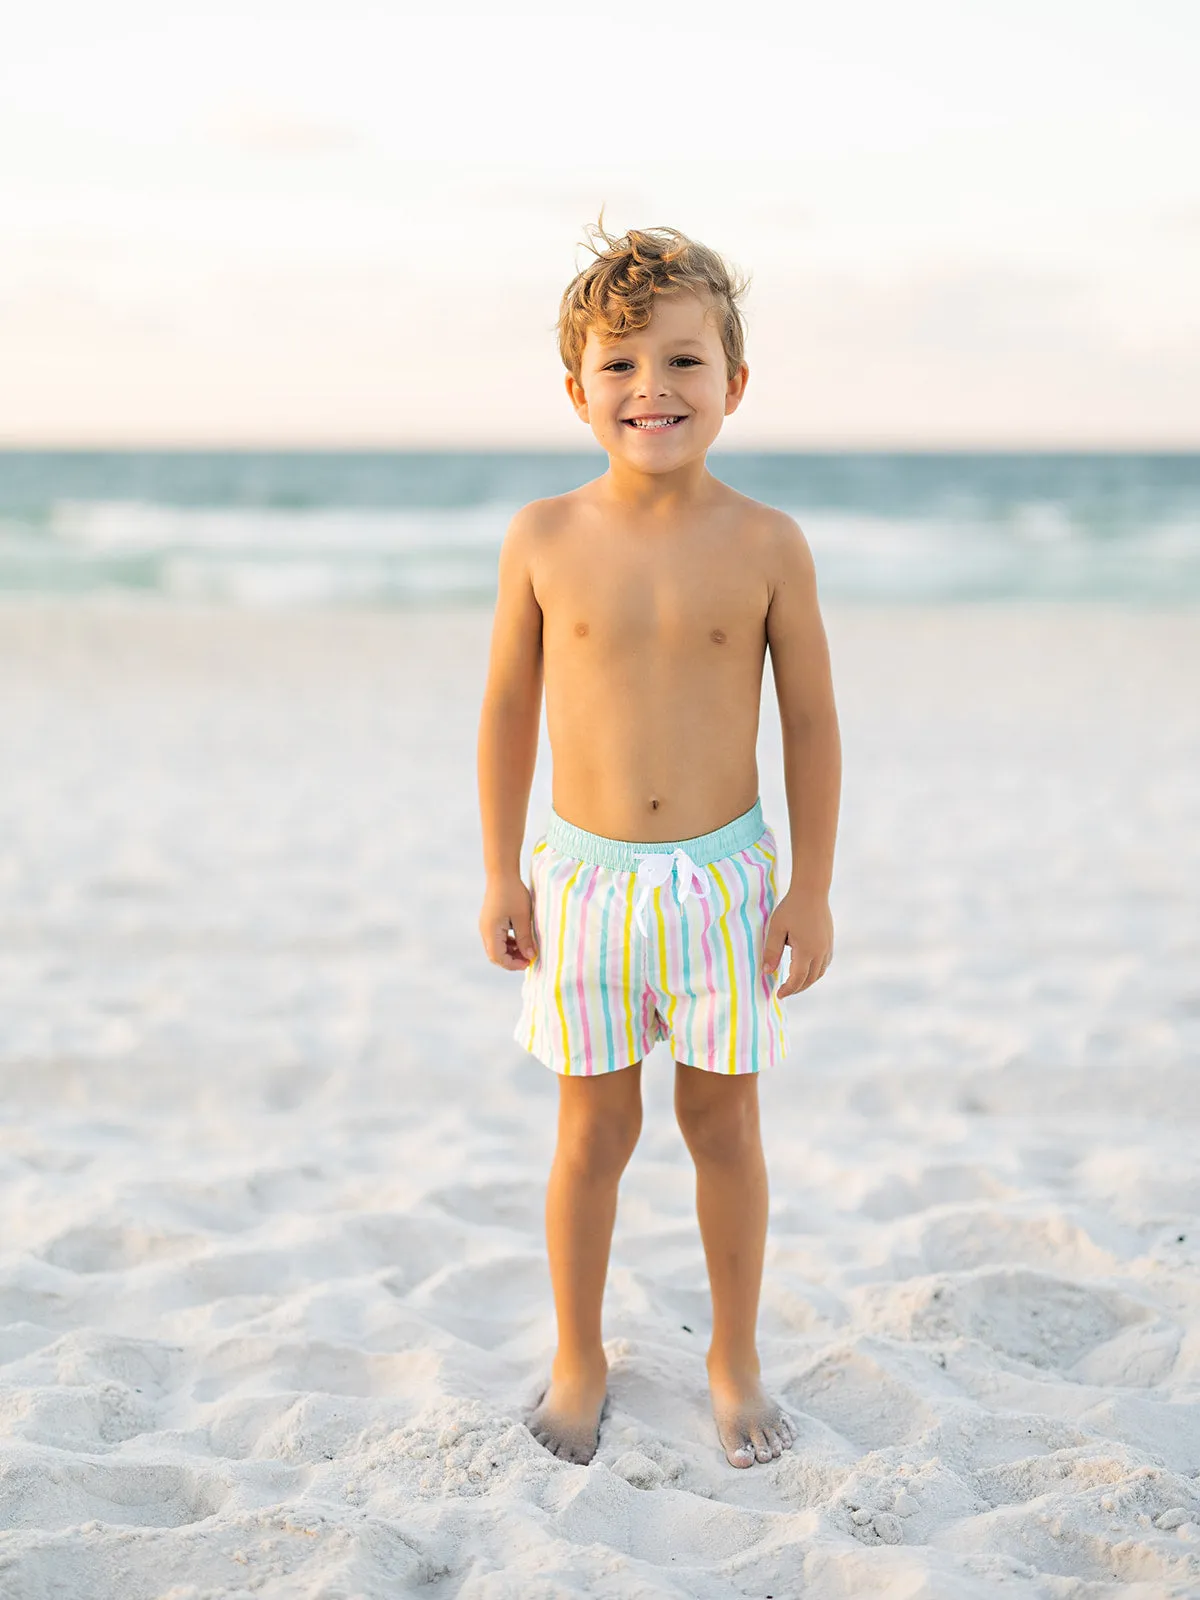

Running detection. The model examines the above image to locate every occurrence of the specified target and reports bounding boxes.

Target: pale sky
[2,0,1197,446]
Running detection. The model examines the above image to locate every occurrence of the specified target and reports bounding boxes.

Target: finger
[494,924,534,970]
[763,930,789,975]
[781,958,816,997]
[511,914,537,962]
[798,957,821,992]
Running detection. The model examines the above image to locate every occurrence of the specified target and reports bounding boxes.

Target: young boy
[476,224,840,1470]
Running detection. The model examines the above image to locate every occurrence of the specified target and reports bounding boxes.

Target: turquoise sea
[0,450,1197,606]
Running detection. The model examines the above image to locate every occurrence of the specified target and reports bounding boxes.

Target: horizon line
[2,440,1199,456]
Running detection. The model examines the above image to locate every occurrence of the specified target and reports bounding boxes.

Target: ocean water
[0,450,1197,607]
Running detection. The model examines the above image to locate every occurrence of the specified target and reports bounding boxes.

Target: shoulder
[761,506,816,584]
[715,486,815,588]
[724,498,819,620]
[500,490,592,602]
[504,488,590,547]
[499,493,572,571]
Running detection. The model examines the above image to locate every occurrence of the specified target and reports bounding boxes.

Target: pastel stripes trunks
[514,797,788,1076]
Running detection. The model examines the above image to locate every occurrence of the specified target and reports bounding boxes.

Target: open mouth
[623,416,686,431]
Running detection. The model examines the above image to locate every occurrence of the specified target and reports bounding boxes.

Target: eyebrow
[601,336,708,351]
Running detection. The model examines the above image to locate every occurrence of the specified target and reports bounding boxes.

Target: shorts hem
[515,1029,649,1076]
[670,1052,767,1076]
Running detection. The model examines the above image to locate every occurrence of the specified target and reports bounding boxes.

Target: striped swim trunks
[514,797,787,1076]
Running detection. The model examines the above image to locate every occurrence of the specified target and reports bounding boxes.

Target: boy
[476,224,840,1469]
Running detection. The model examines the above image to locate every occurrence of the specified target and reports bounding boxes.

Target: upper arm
[764,512,835,731]
[482,503,545,709]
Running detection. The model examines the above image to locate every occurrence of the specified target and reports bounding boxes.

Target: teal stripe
[677,883,695,1054]
[729,852,759,1071]
[597,871,617,1072]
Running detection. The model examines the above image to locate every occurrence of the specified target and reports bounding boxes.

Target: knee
[558,1100,642,1179]
[676,1092,760,1166]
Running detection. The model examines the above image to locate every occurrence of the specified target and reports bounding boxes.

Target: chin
[607,429,717,465]
[614,447,696,472]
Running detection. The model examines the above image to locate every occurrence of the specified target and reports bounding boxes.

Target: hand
[479,875,537,971]
[763,889,834,998]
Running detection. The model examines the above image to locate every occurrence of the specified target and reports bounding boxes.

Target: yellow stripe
[708,861,739,1073]
[621,873,636,1060]
[654,881,669,988]
[653,882,674,1045]
[524,850,541,1053]
[553,860,584,1073]
[760,841,787,1053]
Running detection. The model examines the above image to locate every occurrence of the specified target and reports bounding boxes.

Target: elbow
[779,703,840,744]
[482,677,542,728]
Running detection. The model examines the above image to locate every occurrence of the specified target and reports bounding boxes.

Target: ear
[724,362,749,417]
[565,372,590,423]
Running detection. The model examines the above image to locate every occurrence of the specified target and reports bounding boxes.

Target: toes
[764,1426,783,1458]
[750,1427,771,1462]
[727,1442,755,1468]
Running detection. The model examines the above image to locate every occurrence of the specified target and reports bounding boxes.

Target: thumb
[512,905,536,962]
[763,917,787,973]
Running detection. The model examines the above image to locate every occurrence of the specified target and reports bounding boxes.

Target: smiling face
[566,289,748,473]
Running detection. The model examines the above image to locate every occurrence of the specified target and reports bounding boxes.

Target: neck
[601,453,713,515]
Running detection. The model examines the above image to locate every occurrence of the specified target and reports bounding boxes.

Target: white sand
[0,600,1198,1600]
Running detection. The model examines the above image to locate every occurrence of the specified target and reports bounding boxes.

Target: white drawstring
[630,849,709,937]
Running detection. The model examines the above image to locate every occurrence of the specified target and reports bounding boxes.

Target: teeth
[631,417,682,429]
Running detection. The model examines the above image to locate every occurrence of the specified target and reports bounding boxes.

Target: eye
[671,357,701,367]
[603,360,634,372]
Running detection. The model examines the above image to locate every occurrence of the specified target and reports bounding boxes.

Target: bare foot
[527,1355,608,1464]
[708,1364,797,1468]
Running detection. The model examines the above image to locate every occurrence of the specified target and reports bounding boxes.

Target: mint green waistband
[544,798,766,871]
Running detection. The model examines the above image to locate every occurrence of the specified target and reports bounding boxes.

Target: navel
[710,628,727,644]
[650,798,660,810]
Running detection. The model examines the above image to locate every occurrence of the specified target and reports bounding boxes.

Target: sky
[1,0,1198,447]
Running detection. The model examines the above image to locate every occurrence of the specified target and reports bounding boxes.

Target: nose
[634,362,675,399]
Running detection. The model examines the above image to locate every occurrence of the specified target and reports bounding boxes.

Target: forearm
[780,709,841,896]
[478,692,541,880]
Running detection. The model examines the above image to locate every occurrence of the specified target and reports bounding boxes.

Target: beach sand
[0,601,1198,1599]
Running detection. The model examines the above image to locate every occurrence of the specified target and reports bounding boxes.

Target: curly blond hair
[558,220,748,381]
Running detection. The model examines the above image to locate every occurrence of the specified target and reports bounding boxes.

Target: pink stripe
[733,867,750,1073]
[767,834,785,1062]
[575,866,600,1075]
[699,886,717,1068]
[750,843,776,1072]
[668,880,685,1042]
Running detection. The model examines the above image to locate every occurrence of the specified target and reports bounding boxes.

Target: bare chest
[537,541,769,662]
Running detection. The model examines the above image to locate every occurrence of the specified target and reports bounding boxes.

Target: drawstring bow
[630,849,709,937]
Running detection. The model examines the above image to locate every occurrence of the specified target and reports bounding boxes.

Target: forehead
[585,288,721,354]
